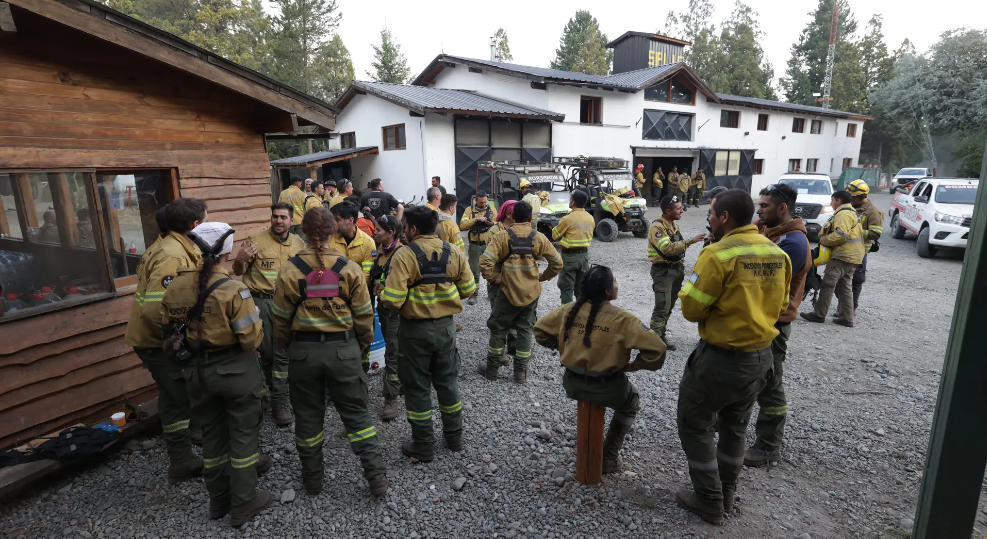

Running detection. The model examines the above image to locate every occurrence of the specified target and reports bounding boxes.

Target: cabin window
[788,159,802,171]
[792,118,806,133]
[340,132,356,149]
[714,150,741,176]
[670,80,694,104]
[846,123,857,137]
[806,158,819,172]
[757,114,769,131]
[720,110,740,128]
[645,76,695,105]
[753,159,764,175]
[580,96,602,124]
[644,81,670,102]
[95,170,174,280]
[843,157,854,170]
[382,124,406,151]
[810,120,822,134]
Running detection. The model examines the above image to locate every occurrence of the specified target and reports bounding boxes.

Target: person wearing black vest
[360,178,404,220]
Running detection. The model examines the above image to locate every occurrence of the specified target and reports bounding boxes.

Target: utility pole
[819,0,839,109]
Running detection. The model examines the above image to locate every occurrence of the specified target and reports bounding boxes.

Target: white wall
[423,113,456,197]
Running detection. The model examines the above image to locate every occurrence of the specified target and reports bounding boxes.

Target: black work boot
[368,474,389,496]
[167,455,203,484]
[272,403,293,427]
[304,476,323,495]
[190,429,203,446]
[209,498,231,520]
[722,486,736,514]
[256,454,273,475]
[446,436,463,452]
[660,332,677,351]
[675,488,724,524]
[601,421,632,474]
[744,446,781,468]
[513,367,527,384]
[381,399,400,421]
[230,490,273,527]
[401,440,435,462]
[479,363,499,381]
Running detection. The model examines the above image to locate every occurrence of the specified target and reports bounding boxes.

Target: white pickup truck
[888,177,978,258]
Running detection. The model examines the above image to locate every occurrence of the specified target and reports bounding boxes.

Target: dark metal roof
[271,146,378,167]
[605,31,692,48]
[335,81,565,121]
[715,94,873,120]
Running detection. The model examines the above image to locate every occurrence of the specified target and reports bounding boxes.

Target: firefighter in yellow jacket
[648,195,705,350]
[689,170,706,208]
[271,207,388,497]
[124,198,205,484]
[847,179,883,310]
[800,190,865,326]
[162,222,272,527]
[552,190,594,304]
[278,176,307,236]
[381,205,476,462]
[436,193,465,252]
[536,264,666,474]
[459,191,497,304]
[232,202,304,427]
[480,201,563,383]
[675,189,791,524]
[370,215,405,421]
[329,201,377,283]
[677,169,692,212]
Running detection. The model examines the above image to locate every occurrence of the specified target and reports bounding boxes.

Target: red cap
[636,164,644,169]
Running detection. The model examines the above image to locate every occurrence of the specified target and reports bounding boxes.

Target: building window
[644,77,695,105]
[810,120,822,134]
[714,150,741,176]
[753,159,764,175]
[670,79,694,104]
[382,124,406,151]
[642,110,693,142]
[788,159,802,171]
[842,158,853,170]
[644,81,670,102]
[757,114,769,131]
[0,169,177,320]
[720,110,740,128]
[846,123,857,137]
[340,132,356,149]
[580,96,602,124]
[792,118,805,133]
[806,159,819,172]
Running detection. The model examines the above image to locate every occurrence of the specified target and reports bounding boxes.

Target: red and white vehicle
[889,177,978,258]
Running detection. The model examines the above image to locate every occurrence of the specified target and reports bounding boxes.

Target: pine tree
[315,35,354,100]
[368,27,412,84]
[859,15,894,90]
[664,0,722,85]
[550,11,611,72]
[571,21,609,75]
[267,0,343,94]
[493,28,513,62]
[715,1,776,99]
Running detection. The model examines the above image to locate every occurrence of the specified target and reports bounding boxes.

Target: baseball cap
[190,222,234,256]
[704,186,728,198]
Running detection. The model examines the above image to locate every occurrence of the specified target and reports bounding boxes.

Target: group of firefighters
[635,163,707,209]
[122,171,882,528]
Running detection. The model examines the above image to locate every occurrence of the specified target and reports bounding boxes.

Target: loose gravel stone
[280,489,295,503]
[452,477,467,491]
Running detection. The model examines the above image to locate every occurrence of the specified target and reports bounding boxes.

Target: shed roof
[335,81,565,121]
[271,146,379,168]
[715,94,873,120]
[5,0,337,129]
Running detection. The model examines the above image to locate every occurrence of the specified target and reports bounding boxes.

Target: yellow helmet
[847,179,870,195]
[519,179,532,189]
[813,245,832,266]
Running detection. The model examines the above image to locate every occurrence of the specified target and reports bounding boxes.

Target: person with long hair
[271,206,387,497]
[534,265,666,474]
[371,215,405,421]
[161,222,272,527]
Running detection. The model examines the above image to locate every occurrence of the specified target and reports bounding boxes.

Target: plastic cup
[111,412,126,427]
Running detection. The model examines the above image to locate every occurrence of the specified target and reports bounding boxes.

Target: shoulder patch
[689,272,699,284]
[371,250,378,257]
[655,230,664,238]
[239,288,252,300]
[161,275,174,288]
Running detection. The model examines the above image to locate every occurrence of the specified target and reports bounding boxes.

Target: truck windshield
[899,168,926,176]
[935,185,978,204]
[779,179,831,195]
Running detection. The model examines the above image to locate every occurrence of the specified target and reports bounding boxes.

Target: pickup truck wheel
[596,218,619,242]
[917,226,938,259]
[632,216,650,238]
[890,213,906,239]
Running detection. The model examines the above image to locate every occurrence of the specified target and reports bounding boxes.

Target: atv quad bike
[476,161,569,238]
[553,156,649,242]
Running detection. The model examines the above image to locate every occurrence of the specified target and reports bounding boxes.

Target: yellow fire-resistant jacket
[667,172,679,190]
[460,204,497,243]
[125,232,201,349]
[552,208,595,249]
[635,172,646,190]
[653,171,664,189]
[436,214,466,252]
[534,301,666,375]
[647,216,695,264]
[480,223,562,307]
[820,204,866,264]
[239,228,304,294]
[161,266,263,352]
[304,194,324,212]
[329,194,347,208]
[679,225,792,352]
[270,248,374,350]
[692,171,706,189]
[677,173,691,193]
[278,185,307,226]
[855,199,884,252]
[381,235,476,319]
[329,229,376,283]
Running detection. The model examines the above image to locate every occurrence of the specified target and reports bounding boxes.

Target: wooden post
[0,181,9,236]
[99,186,122,252]
[912,141,987,538]
[576,401,606,485]
[12,174,37,238]
[49,173,79,246]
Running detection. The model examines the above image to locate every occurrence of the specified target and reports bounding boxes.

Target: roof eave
[637,64,721,102]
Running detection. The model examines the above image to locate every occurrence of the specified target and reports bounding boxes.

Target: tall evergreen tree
[267,0,343,94]
[664,0,721,83]
[493,28,513,62]
[550,11,611,72]
[368,27,412,83]
[571,21,609,75]
[859,15,894,90]
[315,35,354,100]
[715,1,776,99]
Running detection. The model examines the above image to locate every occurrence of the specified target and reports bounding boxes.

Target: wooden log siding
[0,11,278,449]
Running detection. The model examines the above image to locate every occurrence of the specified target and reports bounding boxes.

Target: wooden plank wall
[0,11,275,449]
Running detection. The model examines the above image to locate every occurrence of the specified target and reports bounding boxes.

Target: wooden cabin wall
[0,14,274,449]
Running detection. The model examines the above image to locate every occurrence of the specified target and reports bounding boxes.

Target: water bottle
[1,293,27,313]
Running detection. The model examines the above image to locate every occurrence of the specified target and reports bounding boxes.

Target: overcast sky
[324,0,978,98]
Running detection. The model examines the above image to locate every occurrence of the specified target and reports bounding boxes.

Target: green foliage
[368,27,412,84]
[665,0,719,81]
[952,130,986,178]
[267,0,347,97]
[550,11,611,73]
[572,21,609,76]
[493,28,513,62]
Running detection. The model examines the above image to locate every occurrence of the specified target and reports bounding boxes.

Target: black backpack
[408,242,453,287]
[498,229,537,265]
[804,246,822,304]
[0,427,116,468]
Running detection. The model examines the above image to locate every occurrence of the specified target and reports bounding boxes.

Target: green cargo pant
[184,349,265,508]
[487,283,517,354]
[287,336,384,480]
[689,185,702,207]
[558,252,589,304]
[468,242,485,292]
[379,308,402,400]
[254,297,289,406]
[649,264,684,340]
[753,322,791,452]
[397,316,462,445]
[677,340,772,503]
[135,348,194,465]
[486,294,537,372]
[562,369,640,427]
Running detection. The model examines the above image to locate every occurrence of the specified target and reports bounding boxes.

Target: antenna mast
[820,0,840,109]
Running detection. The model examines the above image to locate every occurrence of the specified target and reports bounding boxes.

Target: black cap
[704,186,728,198]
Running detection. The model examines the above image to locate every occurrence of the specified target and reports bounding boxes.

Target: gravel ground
[1,192,979,539]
